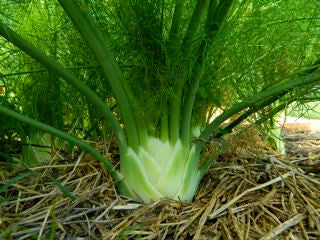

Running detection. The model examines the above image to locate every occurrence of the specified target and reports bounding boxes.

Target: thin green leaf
[52,180,75,201]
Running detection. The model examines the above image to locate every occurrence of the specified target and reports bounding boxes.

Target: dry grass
[1,128,320,239]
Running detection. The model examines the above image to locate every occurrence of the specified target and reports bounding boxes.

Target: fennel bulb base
[120,137,201,202]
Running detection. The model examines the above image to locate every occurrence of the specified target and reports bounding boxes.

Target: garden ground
[1,124,320,239]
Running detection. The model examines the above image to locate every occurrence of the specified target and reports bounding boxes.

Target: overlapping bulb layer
[120,137,201,202]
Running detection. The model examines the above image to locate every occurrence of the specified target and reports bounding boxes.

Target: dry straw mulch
[1,128,320,239]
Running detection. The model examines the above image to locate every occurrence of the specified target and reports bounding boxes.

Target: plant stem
[0,105,130,193]
[214,95,282,138]
[199,72,320,143]
[58,0,147,150]
[181,0,209,61]
[168,0,184,43]
[169,0,209,144]
[180,0,234,145]
[181,59,204,146]
[160,112,169,142]
[169,91,181,143]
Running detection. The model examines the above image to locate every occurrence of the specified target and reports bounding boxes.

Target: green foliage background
[0,0,320,154]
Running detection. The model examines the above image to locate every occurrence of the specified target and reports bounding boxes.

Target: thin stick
[37,206,51,240]
[95,199,119,222]
[270,156,320,186]
[208,171,293,219]
[259,214,306,240]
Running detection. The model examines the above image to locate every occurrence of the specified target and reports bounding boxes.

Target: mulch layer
[1,127,320,239]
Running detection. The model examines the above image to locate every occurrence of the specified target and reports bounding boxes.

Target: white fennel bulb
[120,137,201,202]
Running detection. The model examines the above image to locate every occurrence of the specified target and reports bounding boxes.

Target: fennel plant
[1,0,320,202]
